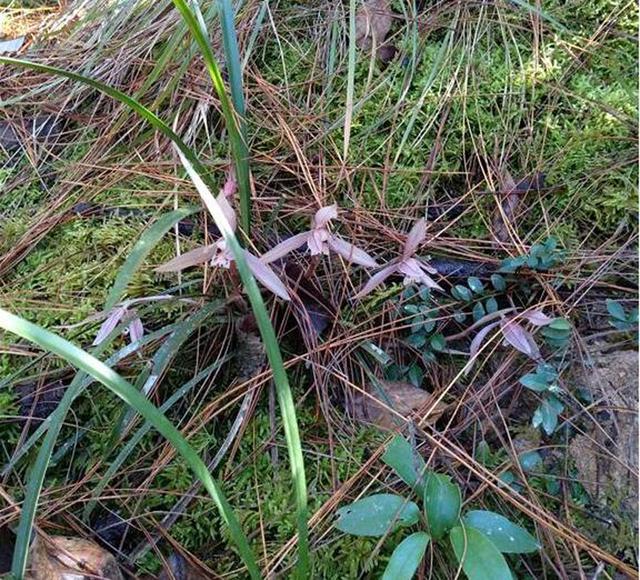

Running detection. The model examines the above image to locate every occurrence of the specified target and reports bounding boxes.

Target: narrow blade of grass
[172,0,252,235]
[84,355,232,521]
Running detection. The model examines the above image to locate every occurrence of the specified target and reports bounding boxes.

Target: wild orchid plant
[355,218,443,298]
[262,204,378,267]
[155,177,291,301]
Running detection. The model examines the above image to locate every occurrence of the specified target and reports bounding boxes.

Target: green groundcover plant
[335,436,540,579]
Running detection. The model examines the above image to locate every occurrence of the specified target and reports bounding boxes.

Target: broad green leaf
[490,274,506,291]
[548,318,572,331]
[430,333,446,352]
[473,302,486,322]
[467,277,485,294]
[532,396,563,434]
[449,525,514,580]
[453,285,473,302]
[423,474,461,539]
[463,510,540,553]
[382,532,430,580]
[104,208,196,311]
[382,435,428,495]
[485,297,499,314]
[606,299,627,321]
[518,451,543,472]
[335,494,420,537]
[519,373,549,392]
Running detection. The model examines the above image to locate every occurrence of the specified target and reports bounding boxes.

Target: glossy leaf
[518,451,543,473]
[450,525,514,580]
[423,474,461,539]
[519,373,550,392]
[532,396,564,434]
[467,277,484,294]
[490,274,506,291]
[382,435,428,495]
[382,532,430,580]
[335,494,420,537]
[472,302,486,322]
[463,510,540,553]
[606,299,627,321]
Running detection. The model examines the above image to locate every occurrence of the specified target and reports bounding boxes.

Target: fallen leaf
[355,0,392,52]
[27,535,123,579]
[352,380,448,430]
[492,171,545,244]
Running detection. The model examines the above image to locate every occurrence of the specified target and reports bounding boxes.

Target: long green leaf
[0,54,308,577]
[0,308,259,580]
[105,207,197,311]
[171,0,252,235]
[177,152,309,577]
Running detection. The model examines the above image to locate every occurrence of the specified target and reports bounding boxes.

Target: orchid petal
[416,257,438,274]
[465,320,502,375]
[308,228,330,255]
[403,218,427,259]
[501,319,540,359]
[353,263,399,299]
[246,251,291,301]
[261,232,310,263]
[313,204,338,228]
[211,238,234,269]
[522,309,554,326]
[469,320,502,360]
[215,190,236,231]
[128,315,144,343]
[155,244,216,273]
[327,235,379,267]
[93,306,127,346]
[221,174,237,198]
[398,258,425,280]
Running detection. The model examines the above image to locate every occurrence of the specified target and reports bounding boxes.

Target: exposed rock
[569,349,638,519]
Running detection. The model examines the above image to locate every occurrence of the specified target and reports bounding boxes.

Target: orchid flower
[354,218,442,298]
[466,308,556,373]
[261,204,378,268]
[155,179,291,301]
[93,305,144,346]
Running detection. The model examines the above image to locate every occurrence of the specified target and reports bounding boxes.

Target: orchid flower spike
[155,177,291,301]
[355,218,442,298]
[262,204,378,268]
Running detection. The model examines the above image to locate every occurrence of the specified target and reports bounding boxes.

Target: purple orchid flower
[93,305,144,346]
[155,178,291,301]
[354,218,442,298]
[261,204,378,268]
[466,308,556,373]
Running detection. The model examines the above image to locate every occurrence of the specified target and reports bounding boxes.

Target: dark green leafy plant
[606,299,638,332]
[519,362,565,435]
[499,237,565,273]
[335,436,540,579]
